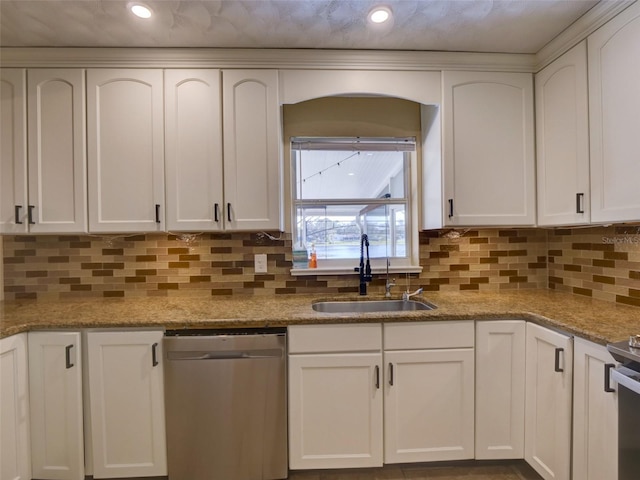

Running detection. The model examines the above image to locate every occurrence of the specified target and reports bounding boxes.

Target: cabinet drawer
[383,321,474,350]
[288,324,382,354]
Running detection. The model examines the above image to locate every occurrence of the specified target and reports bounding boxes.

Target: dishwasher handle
[167,349,283,361]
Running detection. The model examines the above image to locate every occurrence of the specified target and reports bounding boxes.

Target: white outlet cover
[254,254,268,273]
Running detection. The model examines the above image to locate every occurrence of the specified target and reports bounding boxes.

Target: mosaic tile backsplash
[2,226,639,307]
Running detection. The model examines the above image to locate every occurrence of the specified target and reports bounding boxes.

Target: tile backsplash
[2,226,638,307]
[548,226,640,307]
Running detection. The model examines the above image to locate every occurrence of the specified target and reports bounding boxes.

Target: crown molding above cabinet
[0,47,537,72]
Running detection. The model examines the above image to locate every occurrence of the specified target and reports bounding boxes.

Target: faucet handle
[403,287,423,301]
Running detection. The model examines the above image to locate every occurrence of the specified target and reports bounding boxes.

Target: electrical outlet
[254,254,268,273]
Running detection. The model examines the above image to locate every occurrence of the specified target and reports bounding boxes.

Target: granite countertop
[1,290,638,345]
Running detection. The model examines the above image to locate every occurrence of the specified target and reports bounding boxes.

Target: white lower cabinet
[288,324,383,469]
[28,332,84,480]
[572,338,618,480]
[383,321,475,463]
[524,323,573,480]
[86,330,167,478]
[288,321,476,470]
[475,320,526,459]
[0,333,31,480]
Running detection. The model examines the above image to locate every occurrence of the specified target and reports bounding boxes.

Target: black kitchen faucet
[356,234,373,295]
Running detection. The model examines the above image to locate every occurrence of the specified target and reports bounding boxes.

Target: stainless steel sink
[312,299,436,313]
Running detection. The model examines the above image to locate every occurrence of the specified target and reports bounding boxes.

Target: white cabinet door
[222,70,282,231]
[588,1,640,223]
[87,331,167,478]
[164,69,224,231]
[28,69,87,233]
[28,331,84,480]
[0,333,31,480]
[524,323,573,480]
[288,352,383,469]
[536,42,590,226]
[442,71,535,226]
[384,348,474,463]
[572,338,618,480]
[0,69,28,234]
[475,320,526,460]
[87,69,165,233]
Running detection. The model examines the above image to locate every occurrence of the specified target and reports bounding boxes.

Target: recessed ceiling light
[369,6,392,24]
[129,3,152,19]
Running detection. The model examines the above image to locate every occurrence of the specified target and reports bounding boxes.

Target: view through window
[292,137,415,267]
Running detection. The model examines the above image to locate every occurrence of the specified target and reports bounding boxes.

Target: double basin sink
[312,299,436,314]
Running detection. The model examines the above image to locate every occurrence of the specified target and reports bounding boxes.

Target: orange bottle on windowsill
[308,243,317,268]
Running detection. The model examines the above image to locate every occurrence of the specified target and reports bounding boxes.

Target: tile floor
[287,460,543,480]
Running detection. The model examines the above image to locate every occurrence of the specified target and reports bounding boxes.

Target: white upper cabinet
[536,42,590,226]
[28,331,84,480]
[588,1,640,223]
[442,71,535,227]
[1,69,28,234]
[164,69,224,231]
[27,69,87,233]
[87,69,165,233]
[2,68,86,234]
[222,70,282,231]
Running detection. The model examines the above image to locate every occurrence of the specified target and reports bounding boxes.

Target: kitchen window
[291,136,419,273]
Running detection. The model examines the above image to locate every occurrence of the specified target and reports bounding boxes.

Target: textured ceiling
[0,0,603,53]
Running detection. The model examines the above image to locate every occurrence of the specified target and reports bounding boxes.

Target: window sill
[290,265,423,277]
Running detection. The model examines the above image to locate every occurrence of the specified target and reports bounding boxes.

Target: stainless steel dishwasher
[163,328,287,480]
